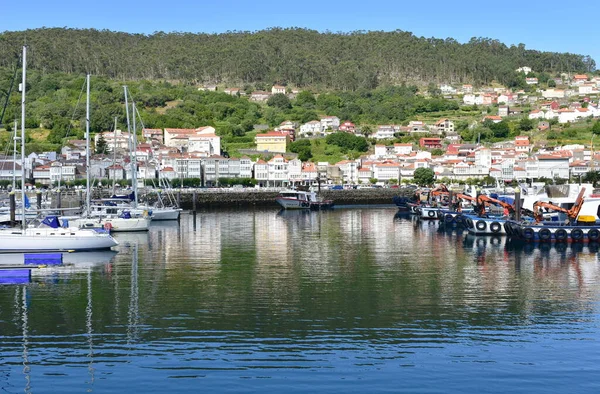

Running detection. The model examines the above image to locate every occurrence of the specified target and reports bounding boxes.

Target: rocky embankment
[138,188,415,209]
[44,187,415,210]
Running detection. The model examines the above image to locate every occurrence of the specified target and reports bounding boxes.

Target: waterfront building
[536,155,570,179]
[336,160,359,184]
[107,164,125,181]
[373,161,400,183]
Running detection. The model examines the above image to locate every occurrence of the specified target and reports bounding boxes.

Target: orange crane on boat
[532,187,586,224]
[432,191,477,212]
[475,194,536,218]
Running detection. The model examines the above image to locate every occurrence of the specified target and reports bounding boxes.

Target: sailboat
[0,47,118,252]
[128,101,181,220]
[63,78,150,232]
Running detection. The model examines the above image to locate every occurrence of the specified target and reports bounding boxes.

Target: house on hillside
[419,137,442,149]
[254,131,290,153]
[271,85,286,94]
[250,91,271,102]
[320,116,340,132]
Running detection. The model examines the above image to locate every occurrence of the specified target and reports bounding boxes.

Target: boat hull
[276,197,311,210]
[505,221,600,243]
[463,215,509,235]
[150,208,182,220]
[419,207,440,220]
[0,228,118,252]
[67,217,151,232]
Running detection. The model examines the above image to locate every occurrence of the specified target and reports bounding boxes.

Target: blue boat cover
[42,216,60,228]
[497,196,515,205]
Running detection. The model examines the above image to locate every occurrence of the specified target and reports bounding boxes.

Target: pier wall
[3,188,415,210]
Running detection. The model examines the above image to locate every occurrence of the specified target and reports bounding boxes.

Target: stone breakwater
[146,188,414,209]
[47,187,414,209]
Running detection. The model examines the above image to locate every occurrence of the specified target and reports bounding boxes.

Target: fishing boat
[0,47,118,253]
[392,196,412,212]
[505,188,600,243]
[276,189,334,210]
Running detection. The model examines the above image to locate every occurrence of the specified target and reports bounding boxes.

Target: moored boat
[392,196,412,212]
[505,219,600,243]
[418,206,440,220]
[0,216,118,252]
[276,189,334,210]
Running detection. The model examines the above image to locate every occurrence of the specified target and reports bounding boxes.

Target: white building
[320,116,340,131]
[164,127,220,155]
[95,130,131,152]
[440,84,457,95]
[393,143,413,155]
[373,162,400,183]
[536,155,570,179]
[373,125,399,140]
[299,121,322,137]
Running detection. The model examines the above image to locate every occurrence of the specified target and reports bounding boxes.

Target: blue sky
[4,0,598,68]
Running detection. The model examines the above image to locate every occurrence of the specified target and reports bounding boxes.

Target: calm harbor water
[1,207,600,393]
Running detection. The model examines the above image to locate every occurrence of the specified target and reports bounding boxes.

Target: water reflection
[1,208,600,393]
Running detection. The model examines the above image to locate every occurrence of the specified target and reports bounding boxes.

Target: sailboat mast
[132,101,138,207]
[123,86,137,207]
[20,46,26,230]
[13,119,17,190]
[85,74,91,215]
[112,116,117,195]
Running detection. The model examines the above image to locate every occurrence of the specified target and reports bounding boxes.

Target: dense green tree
[325,132,368,152]
[519,117,533,131]
[295,91,316,107]
[0,28,592,88]
[583,171,600,186]
[592,121,600,135]
[413,168,435,186]
[267,93,292,110]
[490,121,510,138]
[95,133,108,154]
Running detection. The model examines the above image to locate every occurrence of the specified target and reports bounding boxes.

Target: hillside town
[2,69,600,189]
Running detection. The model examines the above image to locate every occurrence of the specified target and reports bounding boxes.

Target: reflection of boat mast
[86,269,95,386]
[17,286,31,393]
[127,242,140,344]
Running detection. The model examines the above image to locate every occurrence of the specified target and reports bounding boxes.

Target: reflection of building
[255,211,289,267]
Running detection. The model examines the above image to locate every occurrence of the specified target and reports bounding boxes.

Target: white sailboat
[0,47,118,252]
[63,79,150,232]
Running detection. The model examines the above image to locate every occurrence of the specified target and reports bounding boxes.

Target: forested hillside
[0,28,594,89]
